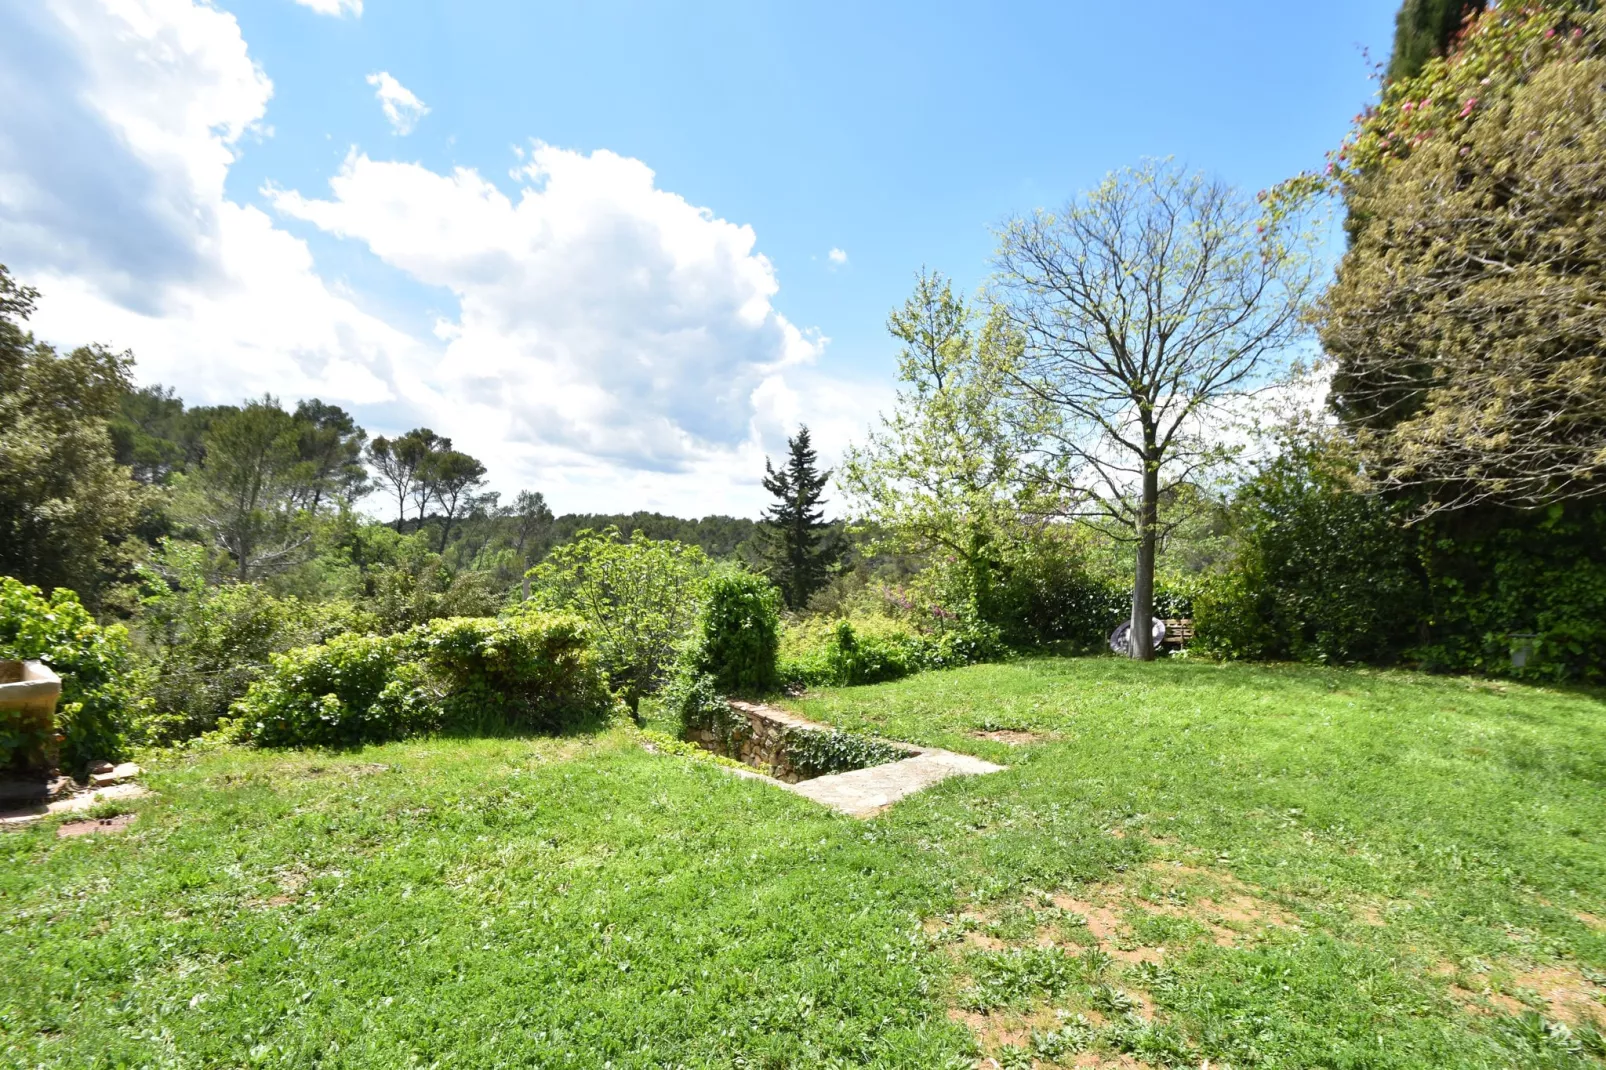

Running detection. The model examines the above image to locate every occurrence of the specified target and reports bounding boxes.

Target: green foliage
[134,541,375,743]
[1415,502,1606,682]
[757,425,838,610]
[228,633,429,749]
[111,384,201,485]
[686,571,781,696]
[1195,430,1606,680]
[1193,433,1426,664]
[661,668,731,736]
[1387,0,1486,83]
[174,396,313,581]
[779,725,906,779]
[960,947,1081,1011]
[1324,4,1606,511]
[231,612,616,749]
[0,265,145,603]
[779,614,1000,688]
[414,613,617,734]
[361,529,503,633]
[529,527,710,709]
[840,271,1035,588]
[545,511,757,560]
[0,576,143,772]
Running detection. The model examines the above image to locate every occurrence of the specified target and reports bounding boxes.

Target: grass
[3,656,1605,1067]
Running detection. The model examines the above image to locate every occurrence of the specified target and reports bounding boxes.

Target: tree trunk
[1129,459,1159,661]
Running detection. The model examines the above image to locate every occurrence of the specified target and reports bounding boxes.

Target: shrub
[0,576,143,772]
[230,612,617,749]
[136,542,377,743]
[986,531,1127,649]
[528,527,709,710]
[689,571,781,696]
[1413,502,1606,683]
[416,614,617,734]
[229,633,429,749]
[364,532,503,633]
[779,613,1000,688]
[1193,435,1426,665]
[661,668,729,735]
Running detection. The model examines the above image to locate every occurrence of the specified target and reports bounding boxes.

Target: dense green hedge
[230,612,617,748]
[686,571,781,696]
[1194,439,1606,682]
[0,576,142,772]
[228,633,430,749]
[419,614,616,733]
[1193,441,1425,665]
[780,615,1002,688]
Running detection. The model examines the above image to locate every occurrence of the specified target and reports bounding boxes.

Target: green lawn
[3,657,1604,1068]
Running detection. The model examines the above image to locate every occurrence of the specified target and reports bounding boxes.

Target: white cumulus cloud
[293,0,362,18]
[827,247,848,265]
[366,72,428,136]
[2,0,417,415]
[271,143,826,475]
[0,0,887,515]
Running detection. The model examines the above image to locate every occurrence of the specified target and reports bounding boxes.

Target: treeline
[100,380,763,595]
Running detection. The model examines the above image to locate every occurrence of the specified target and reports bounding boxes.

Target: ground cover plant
[5,657,1604,1067]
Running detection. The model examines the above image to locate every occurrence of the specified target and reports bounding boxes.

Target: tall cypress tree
[1386,0,1486,84]
[759,426,835,610]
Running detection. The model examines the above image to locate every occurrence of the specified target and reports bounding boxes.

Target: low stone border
[0,782,150,827]
[694,700,1005,818]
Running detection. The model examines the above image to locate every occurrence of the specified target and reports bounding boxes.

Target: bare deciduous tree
[993,160,1317,659]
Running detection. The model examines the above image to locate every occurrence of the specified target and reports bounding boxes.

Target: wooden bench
[1161,619,1194,649]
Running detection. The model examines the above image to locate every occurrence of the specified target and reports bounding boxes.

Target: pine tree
[1386,0,1486,84]
[759,426,835,610]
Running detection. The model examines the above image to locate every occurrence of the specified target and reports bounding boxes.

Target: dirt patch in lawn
[1439,960,1605,1028]
[1509,964,1606,1027]
[56,813,137,838]
[1054,861,1298,952]
[969,729,1049,746]
[932,861,1295,1066]
[300,762,390,779]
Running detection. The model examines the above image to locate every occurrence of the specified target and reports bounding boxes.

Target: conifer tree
[1387,0,1486,83]
[759,426,835,610]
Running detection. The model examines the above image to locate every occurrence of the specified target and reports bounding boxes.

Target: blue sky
[0,0,1398,516]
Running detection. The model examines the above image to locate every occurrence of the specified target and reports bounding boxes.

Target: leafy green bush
[136,541,376,743]
[1193,436,1426,665]
[228,633,429,749]
[661,668,729,735]
[362,530,504,633]
[230,612,617,749]
[415,614,616,734]
[528,527,709,710]
[780,613,1000,688]
[985,532,1127,649]
[0,576,143,772]
[688,571,781,696]
[1413,502,1606,683]
[1192,432,1606,681]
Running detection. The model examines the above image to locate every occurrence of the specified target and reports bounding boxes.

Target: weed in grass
[1029,1013,1098,1060]
[961,947,1080,1011]
[1088,982,1139,1016]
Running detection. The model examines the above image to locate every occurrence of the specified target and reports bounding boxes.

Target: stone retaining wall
[686,699,914,783]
